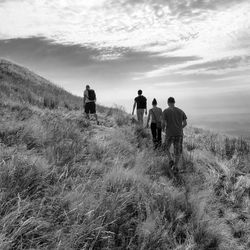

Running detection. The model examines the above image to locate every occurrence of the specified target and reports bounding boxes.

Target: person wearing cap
[162,97,187,171]
[83,85,99,125]
[132,90,147,126]
[146,98,163,149]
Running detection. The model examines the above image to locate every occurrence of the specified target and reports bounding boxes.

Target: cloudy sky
[0,0,250,117]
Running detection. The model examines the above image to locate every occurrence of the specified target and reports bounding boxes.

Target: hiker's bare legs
[139,118,143,126]
[174,154,181,169]
[85,112,90,119]
[85,113,99,124]
[94,113,99,125]
[165,138,174,164]
[173,136,183,171]
[137,109,144,126]
[166,147,173,162]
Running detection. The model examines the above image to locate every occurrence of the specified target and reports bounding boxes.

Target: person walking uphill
[132,90,147,126]
[83,85,99,125]
[146,98,163,149]
[163,97,187,171]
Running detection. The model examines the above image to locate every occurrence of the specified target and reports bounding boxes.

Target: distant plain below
[191,112,250,141]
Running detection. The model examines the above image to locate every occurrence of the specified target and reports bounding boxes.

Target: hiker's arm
[182,119,187,129]
[146,110,151,128]
[162,119,167,132]
[132,101,136,115]
[160,113,164,129]
[182,112,188,129]
[83,93,86,107]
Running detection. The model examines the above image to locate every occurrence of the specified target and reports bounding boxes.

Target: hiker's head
[168,97,175,107]
[86,85,90,90]
[152,98,157,106]
[138,90,142,96]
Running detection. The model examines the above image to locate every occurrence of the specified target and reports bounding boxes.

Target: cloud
[175,56,250,76]
[183,56,250,71]
[0,0,249,83]
[1,0,249,116]
[1,37,204,90]
[153,80,193,87]
[133,55,201,79]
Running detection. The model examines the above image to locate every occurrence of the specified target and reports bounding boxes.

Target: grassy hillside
[0,59,109,112]
[1,61,250,249]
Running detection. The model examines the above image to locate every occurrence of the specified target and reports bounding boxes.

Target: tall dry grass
[1,96,250,249]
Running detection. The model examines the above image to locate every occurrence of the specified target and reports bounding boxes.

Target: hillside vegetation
[0,60,250,250]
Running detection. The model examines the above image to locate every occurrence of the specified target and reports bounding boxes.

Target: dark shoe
[172,165,179,173]
[169,160,174,168]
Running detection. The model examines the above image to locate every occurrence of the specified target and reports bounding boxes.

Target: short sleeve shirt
[135,95,147,109]
[149,107,162,123]
[163,107,187,137]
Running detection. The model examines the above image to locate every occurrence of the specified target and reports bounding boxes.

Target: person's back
[84,88,96,103]
[151,106,162,124]
[135,95,147,109]
[88,89,96,101]
[163,107,186,137]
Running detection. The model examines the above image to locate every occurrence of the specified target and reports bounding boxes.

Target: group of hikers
[83,85,187,171]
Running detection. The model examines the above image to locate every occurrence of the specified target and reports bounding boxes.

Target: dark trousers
[151,123,162,149]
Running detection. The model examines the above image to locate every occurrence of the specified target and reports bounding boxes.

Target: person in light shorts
[132,89,147,126]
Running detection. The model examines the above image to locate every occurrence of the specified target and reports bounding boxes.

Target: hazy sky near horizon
[0,0,250,115]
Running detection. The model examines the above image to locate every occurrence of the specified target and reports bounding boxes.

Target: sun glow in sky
[0,0,250,116]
